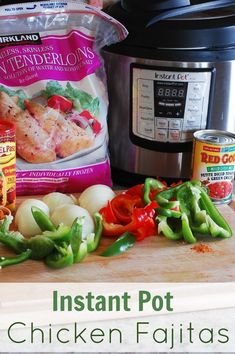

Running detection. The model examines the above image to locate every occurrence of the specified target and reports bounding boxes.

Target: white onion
[15,199,49,237]
[42,192,76,215]
[79,184,116,216]
[51,204,94,240]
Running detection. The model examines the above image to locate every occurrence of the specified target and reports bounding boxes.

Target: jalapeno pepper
[45,244,74,269]
[0,249,32,268]
[0,216,27,253]
[31,206,56,232]
[27,235,55,260]
[100,232,136,257]
[87,213,103,252]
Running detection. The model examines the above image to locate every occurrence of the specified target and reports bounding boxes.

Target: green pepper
[100,232,136,257]
[155,184,182,209]
[45,243,74,269]
[31,206,56,232]
[42,224,71,243]
[73,242,88,263]
[70,217,83,256]
[205,214,231,238]
[69,217,88,263]
[27,235,55,260]
[0,216,28,253]
[0,249,32,268]
[181,212,197,244]
[157,215,183,240]
[87,213,103,252]
[155,207,181,219]
[198,186,232,238]
[143,178,165,205]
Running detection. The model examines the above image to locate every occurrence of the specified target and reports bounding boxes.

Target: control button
[165,103,174,107]
[157,118,168,129]
[139,108,154,120]
[169,130,180,142]
[156,129,168,142]
[175,103,182,107]
[188,105,200,112]
[192,83,202,92]
[138,79,153,93]
[138,121,155,139]
[169,119,182,130]
[158,101,166,106]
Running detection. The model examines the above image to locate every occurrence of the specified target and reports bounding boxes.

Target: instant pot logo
[155,72,189,81]
[0,33,41,47]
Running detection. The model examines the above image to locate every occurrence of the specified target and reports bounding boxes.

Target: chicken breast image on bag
[0,1,128,195]
[0,92,57,163]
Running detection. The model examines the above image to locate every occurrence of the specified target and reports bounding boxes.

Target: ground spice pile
[191,243,214,253]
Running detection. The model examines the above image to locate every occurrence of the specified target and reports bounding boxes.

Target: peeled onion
[51,204,94,239]
[79,184,116,216]
[15,199,49,237]
[42,192,76,215]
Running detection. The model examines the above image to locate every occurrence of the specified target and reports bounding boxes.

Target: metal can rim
[193,129,235,145]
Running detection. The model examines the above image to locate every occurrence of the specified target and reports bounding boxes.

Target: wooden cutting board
[1,195,235,282]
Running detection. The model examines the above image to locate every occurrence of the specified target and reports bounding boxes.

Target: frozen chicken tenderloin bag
[0,1,127,195]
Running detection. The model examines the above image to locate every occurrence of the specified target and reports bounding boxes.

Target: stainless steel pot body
[103,50,235,179]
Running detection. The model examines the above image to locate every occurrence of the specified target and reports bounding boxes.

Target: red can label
[0,123,16,211]
[191,135,235,205]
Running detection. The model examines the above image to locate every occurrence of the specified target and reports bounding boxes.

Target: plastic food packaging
[0,0,127,195]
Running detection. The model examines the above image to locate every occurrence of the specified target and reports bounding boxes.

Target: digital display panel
[156,86,186,98]
[154,80,188,118]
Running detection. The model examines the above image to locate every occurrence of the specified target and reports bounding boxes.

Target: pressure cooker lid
[107,0,235,49]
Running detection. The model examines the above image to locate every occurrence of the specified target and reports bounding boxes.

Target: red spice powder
[191,243,214,253]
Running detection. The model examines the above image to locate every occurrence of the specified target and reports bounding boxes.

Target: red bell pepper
[101,201,158,241]
[110,193,143,224]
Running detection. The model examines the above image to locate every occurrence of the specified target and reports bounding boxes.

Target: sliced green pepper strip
[143,178,165,205]
[70,217,83,257]
[206,214,231,238]
[157,215,183,240]
[87,213,103,252]
[31,206,56,232]
[155,207,181,219]
[42,224,71,243]
[155,184,182,209]
[27,235,55,260]
[45,244,74,269]
[74,242,87,263]
[0,249,32,268]
[100,232,136,257]
[181,212,197,244]
[198,186,232,237]
[191,222,209,234]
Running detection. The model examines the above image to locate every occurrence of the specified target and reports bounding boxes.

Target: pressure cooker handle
[147,0,235,27]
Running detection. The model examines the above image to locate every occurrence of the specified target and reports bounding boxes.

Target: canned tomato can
[0,120,16,211]
[191,129,235,204]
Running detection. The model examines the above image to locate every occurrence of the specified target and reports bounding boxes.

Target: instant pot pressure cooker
[103,0,235,184]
